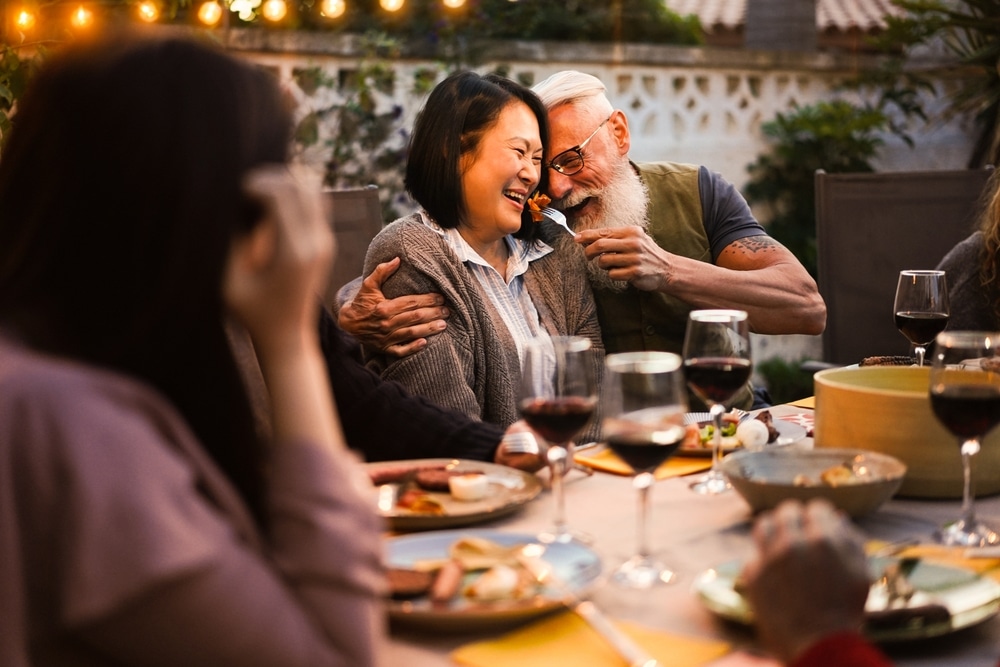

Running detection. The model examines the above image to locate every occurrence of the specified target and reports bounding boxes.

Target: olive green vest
[593,161,753,410]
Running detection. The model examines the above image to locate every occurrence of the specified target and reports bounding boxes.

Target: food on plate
[429,558,465,603]
[415,467,484,492]
[386,567,435,599]
[754,410,779,444]
[860,355,916,367]
[368,463,446,487]
[464,563,537,601]
[526,192,551,222]
[448,473,490,501]
[793,464,867,488]
[396,489,445,514]
[736,419,770,450]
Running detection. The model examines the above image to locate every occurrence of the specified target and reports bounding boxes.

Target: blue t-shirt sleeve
[698,166,766,262]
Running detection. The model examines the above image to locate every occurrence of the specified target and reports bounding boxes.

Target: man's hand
[575,226,671,292]
[337,257,450,357]
[740,499,871,664]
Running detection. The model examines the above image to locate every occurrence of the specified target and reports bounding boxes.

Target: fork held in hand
[541,207,574,235]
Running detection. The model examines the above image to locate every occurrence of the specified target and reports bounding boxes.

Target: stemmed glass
[929,331,1000,547]
[682,310,752,495]
[602,351,688,588]
[519,336,597,544]
[894,270,950,366]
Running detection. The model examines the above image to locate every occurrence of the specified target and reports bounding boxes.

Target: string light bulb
[379,0,403,11]
[136,0,160,22]
[443,0,465,6]
[197,0,223,25]
[14,7,37,30]
[70,4,94,28]
[319,0,345,18]
[261,0,287,21]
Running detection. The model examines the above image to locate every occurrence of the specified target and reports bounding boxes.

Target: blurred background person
[0,33,386,666]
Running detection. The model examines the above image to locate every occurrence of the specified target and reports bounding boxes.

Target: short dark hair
[0,32,291,525]
[404,71,549,241]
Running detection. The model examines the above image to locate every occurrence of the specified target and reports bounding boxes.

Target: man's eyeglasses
[546,115,612,176]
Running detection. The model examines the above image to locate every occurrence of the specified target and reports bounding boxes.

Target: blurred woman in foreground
[0,33,384,666]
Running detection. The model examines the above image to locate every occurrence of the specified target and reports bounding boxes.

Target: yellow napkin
[785,396,815,409]
[574,448,711,480]
[452,610,730,667]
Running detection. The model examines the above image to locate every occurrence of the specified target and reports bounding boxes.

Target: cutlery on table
[517,544,661,667]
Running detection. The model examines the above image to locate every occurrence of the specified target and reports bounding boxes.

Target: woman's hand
[224,165,340,448]
[223,165,333,362]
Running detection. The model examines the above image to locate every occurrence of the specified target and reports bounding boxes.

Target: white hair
[532,70,613,118]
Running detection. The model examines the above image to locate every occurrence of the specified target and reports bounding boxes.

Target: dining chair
[814,167,994,366]
[323,185,383,313]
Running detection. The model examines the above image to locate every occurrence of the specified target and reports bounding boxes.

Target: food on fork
[526,192,551,222]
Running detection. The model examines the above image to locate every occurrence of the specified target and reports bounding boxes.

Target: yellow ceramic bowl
[720,448,906,518]
[814,366,1000,499]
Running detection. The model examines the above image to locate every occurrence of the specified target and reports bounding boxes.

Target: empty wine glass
[929,331,1000,547]
[519,336,597,544]
[682,310,752,495]
[894,270,950,366]
[602,351,688,588]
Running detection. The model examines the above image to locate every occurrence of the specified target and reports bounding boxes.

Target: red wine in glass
[895,311,949,347]
[606,425,685,474]
[683,357,753,404]
[929,330,1000,547]
[930,385,1000,440]
[894,270,949,366]
[519,396,597,445]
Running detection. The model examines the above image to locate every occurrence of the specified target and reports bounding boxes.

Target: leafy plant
[871,0,1000,167]
[743,100,889,277]
[0,44,46,158]
[755,356,815,405]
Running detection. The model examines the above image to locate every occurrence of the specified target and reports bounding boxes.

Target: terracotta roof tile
[664,0,904,31]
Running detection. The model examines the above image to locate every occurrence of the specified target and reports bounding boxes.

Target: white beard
[558,159,650,292]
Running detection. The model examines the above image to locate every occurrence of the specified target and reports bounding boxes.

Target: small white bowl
[720,448,906,518]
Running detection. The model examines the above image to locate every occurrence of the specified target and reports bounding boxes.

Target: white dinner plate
[694,556,1000,643]
[365,458,542,531]
[677,411,805,457]
[384,529,602,632]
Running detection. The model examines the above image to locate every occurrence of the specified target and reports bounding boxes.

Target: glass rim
[546,335,593,352]
[605,351,682,373]
[899,269,946,276]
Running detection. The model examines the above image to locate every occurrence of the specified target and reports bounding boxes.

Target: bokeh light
[443,0,465,7]
[380,0,404,12]
[197,0,223,25]
[136,0,159,22]
[261,0,287,21]
[70,4,94,28]
[14,8,37,30]
[320,0,345,18]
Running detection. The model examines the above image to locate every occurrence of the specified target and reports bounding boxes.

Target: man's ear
[610,109,631,156]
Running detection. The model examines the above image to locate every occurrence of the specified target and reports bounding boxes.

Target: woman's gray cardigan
[361,214,604,442]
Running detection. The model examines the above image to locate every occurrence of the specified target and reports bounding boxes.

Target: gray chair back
[815,167,993,365]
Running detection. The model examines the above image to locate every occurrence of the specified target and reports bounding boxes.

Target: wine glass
[894,270,950,366]
[519,335,597,544]
[602,351,688,588]
[682,309,752,495]
[929,331,1000,547]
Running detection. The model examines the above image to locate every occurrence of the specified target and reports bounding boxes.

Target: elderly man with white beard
[337,70,825,412]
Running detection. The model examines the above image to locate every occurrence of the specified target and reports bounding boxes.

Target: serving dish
[365,459,542,531]
[718,447,906,517]
[694,556,1000,643]
[383,529,602,632]
[814,366,1000,498]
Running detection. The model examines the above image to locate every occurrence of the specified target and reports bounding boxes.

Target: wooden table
[385,404,1000,667]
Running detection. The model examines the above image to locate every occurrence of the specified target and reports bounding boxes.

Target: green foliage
[743,100,888,277]
[869,0,1000,167]
[755,356,815,405]
[0,45,45,158]
[293,31,418,221]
